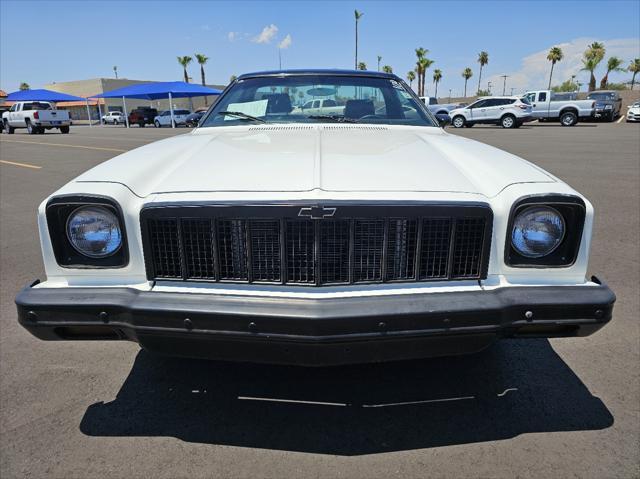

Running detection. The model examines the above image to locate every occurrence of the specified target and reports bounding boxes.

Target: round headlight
[511,206,565,258]
[66,206,122,258]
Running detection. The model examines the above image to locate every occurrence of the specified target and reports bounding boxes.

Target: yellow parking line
[0,160,42,169]
[0,139,126,153]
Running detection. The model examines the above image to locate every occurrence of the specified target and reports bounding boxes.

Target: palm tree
[377,55,382,71]
[354,10,364,69]
[382,65,393,74]
[113,66,118,79]
[600,56,624,89]
[177,56,192,83]
[583,42,605,91]
[415,47,427,96]
[461,67,473,97]
[19,82,30,91]
[418,57,434,97]
[546,46,564,89]
[476,51,489,95]
[407,70,416,89]
[194,53,209,105]
[432,69,442,98]
[357,62,367,71]
[229,74,237,83]
[629,58,640,90]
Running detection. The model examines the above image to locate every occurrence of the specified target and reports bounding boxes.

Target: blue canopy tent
[6,89,86,102]
[6,89,97,127]
[91,81,222,128]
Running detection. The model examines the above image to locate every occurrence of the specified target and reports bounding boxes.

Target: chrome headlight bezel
[46,195,129,268]
[505,195,586,268]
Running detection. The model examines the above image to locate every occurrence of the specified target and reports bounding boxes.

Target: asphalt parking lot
[1,122,638,478]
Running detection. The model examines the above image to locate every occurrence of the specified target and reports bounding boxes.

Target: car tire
[560,111,577,126]
[26,120,37,134]
[138,122,145,128]
[154,120,161,128]
[500,114,516,129]
[60,126,70,134]
[464,123,474,128]
[452,115,466,128]
[4,120,14,134]
[37,126,45,134]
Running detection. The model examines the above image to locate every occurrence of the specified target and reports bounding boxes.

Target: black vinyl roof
[237,69,399,80]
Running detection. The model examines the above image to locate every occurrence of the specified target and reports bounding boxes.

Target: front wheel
[501,114,516,129]
[4,120,15,134]
[60,125,70,134]
[560,111,577,126]
[138,122,145,128]
[451,115,466,128]
[154,120,161,128]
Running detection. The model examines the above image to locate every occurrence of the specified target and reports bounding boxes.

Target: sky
[1,0,639,96]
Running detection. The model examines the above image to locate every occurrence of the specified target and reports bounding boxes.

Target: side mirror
[437,115,451,127]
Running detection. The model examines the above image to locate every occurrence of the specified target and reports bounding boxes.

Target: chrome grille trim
[141,203,492,286]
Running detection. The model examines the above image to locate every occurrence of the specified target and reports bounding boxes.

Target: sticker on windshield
[225,100,268,120]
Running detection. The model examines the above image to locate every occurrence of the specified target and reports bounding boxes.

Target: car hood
[74,125,556,198]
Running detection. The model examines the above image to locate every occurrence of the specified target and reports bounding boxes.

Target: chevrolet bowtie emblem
[298,206,337,219]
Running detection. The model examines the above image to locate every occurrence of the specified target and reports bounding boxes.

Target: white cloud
[253,24,278,44]
[227,31,238,42]
[484,37,640,94]
[278,34,292,50]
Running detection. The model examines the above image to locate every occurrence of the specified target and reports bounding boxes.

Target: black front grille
[142,204,491,285]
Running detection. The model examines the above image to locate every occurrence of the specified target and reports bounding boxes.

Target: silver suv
[449,96,533,128]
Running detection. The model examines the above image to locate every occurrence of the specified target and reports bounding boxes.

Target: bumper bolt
[378,321,387,331]
[27,311,38,322]
[525,311,534,321]
[248,321,257,331]
[595,309,604,319]
[99,311,109,323]
[183,318,193,330]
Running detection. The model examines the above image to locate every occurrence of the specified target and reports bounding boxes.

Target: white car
[626,101,640,122]
[15,69,615,367]
[101,111,125,125]
[449,96,534,128]
[154,109,191,127]
[2,101,71,134]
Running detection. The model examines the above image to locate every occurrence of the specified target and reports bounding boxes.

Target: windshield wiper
[308,115,359,123]
[215,111,265,123]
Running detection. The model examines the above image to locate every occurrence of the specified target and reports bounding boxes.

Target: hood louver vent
[248,125,315,131]
[322,125,389,131]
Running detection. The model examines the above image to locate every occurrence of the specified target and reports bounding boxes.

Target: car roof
[237,69,398,80]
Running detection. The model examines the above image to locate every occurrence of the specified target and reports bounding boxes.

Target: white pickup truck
[292,99,345,116]
[523,90,595,126]
[2,101,71,134]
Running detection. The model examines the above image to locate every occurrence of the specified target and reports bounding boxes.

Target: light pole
[510,87,515,95]
[279,47,282,69]
[448,89,452,102]
[487,81,492,94]
[500,75,509,95]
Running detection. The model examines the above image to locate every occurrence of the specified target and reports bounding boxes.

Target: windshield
[200,74,436,127]
[587,92,617,100]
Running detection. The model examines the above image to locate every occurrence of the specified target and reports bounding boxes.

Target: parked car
[586,91,622,121]
[523,90,595,126]
[185,109,207,127]
[448,96,533,128]
[16,69,615,366]
[154,109,191,127]
[420,96,460,117]
[626,101,640,122]
[2,101,71,134]
[292,98,344,116]
[128,107,158,127]
[101,111,125,125]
